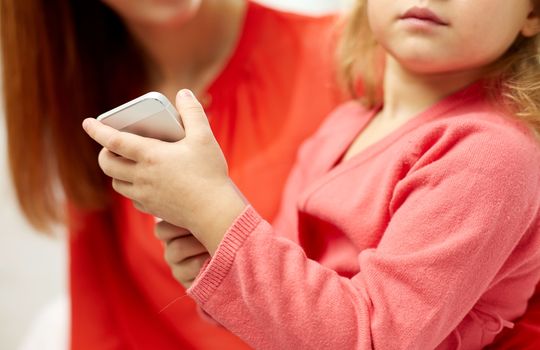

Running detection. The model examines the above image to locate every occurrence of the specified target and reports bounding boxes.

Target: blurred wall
[0,1,344,349]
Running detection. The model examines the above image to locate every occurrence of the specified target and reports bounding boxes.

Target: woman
[0,0,341,348]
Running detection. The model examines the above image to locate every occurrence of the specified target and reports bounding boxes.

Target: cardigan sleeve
[187,123,540,349]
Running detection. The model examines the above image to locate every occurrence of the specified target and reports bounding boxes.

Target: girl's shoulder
[405,103,540,183]
[426,103,539,155]
[317,98,540,174]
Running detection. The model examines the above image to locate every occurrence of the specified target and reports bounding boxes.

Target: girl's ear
[521,8,540,37]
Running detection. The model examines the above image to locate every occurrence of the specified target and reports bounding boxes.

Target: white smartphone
[97,92,185,142]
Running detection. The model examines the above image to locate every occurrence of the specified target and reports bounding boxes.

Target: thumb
[175,89,211,137]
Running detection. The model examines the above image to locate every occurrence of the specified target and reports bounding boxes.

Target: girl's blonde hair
[338,1,540,135]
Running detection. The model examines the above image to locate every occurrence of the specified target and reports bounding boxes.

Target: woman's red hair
[1,0,147,232]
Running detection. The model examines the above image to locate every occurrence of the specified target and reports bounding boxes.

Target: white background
[0,1,344,349]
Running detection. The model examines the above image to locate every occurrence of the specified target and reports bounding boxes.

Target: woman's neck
[381,56,485,121]
[125,0,246,98]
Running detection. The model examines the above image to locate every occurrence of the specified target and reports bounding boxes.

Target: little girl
[84,0,540,348]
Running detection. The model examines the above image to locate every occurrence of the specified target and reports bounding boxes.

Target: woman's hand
[82,89,247,255]
[155,221,209,289]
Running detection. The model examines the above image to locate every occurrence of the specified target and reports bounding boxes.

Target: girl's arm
[187,126,540,349]
[185,120,540,350]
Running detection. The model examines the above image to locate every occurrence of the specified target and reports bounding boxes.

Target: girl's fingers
[98,148,136,182]
[155,221,192,242]
[175,90,211,137]
[83,118,149,161]
[111,178,135,199]
[171,253,210,287]
[132,201,147,213]
[164,235,208,264]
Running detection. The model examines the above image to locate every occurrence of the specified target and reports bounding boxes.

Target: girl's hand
[155,221,209,289]
[82,89,247,255]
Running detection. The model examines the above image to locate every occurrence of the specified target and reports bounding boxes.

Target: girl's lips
[400,7,448,26]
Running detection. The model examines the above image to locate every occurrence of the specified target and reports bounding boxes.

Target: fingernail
[179,89,194,99]
[82,118,91,130]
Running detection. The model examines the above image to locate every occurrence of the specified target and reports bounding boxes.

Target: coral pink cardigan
[188,83,540,349]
